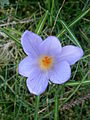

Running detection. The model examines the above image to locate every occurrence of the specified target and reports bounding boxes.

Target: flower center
[40,56,53,70]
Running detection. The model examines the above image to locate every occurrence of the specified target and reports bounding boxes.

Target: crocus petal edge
[21,30,42,57]
[58,45,84,65]
[26,71,49,95]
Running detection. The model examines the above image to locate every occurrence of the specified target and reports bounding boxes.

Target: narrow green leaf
[35,10,48,35]
[65,80,90,86]
[50,0,54,26]
[34,96,40,120]
[59,19,81,47]
[57,8,90,38]
[0,28,21,47]
[54,86,59,120]
[4,27,22,36]
[47,0,50,11]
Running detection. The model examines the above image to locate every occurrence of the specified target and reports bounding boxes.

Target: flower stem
[54,86,59,120]
[34,96,40,120]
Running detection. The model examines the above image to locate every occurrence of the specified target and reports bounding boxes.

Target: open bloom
[18,30,83,95]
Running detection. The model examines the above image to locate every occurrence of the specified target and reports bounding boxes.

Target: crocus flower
[18,30,83,95]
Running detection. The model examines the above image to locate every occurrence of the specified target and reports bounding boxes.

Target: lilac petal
[26,71,49,95]
[59,45,84,65]
[18,56,38,77]
[21,30,42,57]
[49,61,71,84]
[39,36,62,56]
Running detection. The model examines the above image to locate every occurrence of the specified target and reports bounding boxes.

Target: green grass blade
[35,10,48,35]
[34,96,40,120]
[57,8,90,38]
[47,0,50,11]
[59,19,81,47]
[65,80,90,86]
[50,0,54,26]
[4,27,22,36]
[54,86,59,120]
[0,28,21,47]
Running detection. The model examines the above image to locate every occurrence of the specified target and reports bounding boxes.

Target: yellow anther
[40,56,53,70]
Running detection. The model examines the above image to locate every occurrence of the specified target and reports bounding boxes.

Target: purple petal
[58,45,84,65]
[26,71,49,95]
[39,36,62,56]
[21,30,42,57]
[49,61,71,84]
[18,56,38,77]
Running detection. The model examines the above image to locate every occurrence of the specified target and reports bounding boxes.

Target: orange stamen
[40,56,53,70]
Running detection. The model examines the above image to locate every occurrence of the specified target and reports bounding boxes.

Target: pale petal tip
[79,47,84,57]
[21,30,29,40]
[26,74,49,95]
[77,47,84,62]
[26,80,44,95]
